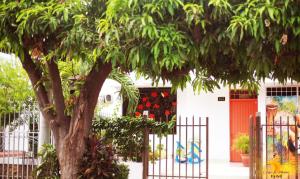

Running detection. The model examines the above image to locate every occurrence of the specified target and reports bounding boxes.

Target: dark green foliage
[99,0,300,91]
[32,144,60,179]
[92,116,175,162]
[2,0,300,95]
[116,164,130,179]
[79,136,129,179]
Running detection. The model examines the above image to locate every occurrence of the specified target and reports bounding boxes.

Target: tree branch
[22,50,54,120]
[47,58,66,121]
[85,60,112,111]
[67,59,112,139]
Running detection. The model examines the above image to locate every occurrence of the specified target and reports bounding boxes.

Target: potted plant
[233,134,250,167]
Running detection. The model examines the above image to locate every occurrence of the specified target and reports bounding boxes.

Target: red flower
[146,101,151,108]
[153,104,160,109]
[151,92,158,98]
[161,91,169,98]
[149,114,155,119]
[172,101,177,106]
[137,104,144,110]
[142,97,148,102]
[165,110,171,116]
[135,111,141,117]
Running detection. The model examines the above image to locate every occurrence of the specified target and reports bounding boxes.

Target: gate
[0,105,39,179]
[143,116,209,179]
[250,113,299,179]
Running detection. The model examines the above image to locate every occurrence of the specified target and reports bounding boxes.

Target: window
[230,90,257,99]
[266,87,297,96]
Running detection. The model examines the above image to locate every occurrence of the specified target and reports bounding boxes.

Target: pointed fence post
[249,115,254,179]
[142,111,149,179]
[295,114,299,179]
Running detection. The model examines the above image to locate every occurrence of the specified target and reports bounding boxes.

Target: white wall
[3,123,29,152]
[98,79,122,117]
[258,83,266,124]
[99,77,231,161]
[177,85,230,161]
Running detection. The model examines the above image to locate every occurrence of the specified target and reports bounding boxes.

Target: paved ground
[209,160,248,179]
[124,159,249,179]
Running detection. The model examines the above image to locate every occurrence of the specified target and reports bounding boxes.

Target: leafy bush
[33,140,129,179]
[79,135,129,179]
[92,116,175,161]
[115,164,129,179]
[32,144,60,179]
[233,134,249,154]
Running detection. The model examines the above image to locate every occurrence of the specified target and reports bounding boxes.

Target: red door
[230,99,258,162]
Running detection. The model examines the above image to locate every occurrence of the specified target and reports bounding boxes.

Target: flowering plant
[135,88,176,122]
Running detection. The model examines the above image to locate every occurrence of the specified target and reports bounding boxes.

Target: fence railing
[249,113,263,179]
[143,116,209,179]
[0,105,39,179]
[250,113,299,179]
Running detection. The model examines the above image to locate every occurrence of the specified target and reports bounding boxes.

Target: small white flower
[264,19,271,27]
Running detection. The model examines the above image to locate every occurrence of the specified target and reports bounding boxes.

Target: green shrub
[92,116,175,162]
[32,144,60,179]
[115,164,129,179]
[233,134,249,154]
[79,135,129,179]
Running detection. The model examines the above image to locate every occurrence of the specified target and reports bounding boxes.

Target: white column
[38,112,51,150]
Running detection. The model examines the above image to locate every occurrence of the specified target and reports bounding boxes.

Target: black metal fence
[143,116,209,179]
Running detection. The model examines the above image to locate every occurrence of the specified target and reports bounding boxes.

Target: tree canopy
[0,59,34,113]
[99,0,300,90]
[1,0,299,94]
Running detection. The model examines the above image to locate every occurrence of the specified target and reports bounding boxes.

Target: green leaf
[63,9,69,22]
[267,8,275,20]
[275,40,280,53]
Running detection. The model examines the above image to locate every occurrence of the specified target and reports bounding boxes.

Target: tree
[0,59,34,151]
[0,59,34,114]
[0,0,299,178]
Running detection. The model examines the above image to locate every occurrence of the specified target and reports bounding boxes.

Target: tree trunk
[55,92,93,179]
[21,53,112,178]
[57,134,86,179]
